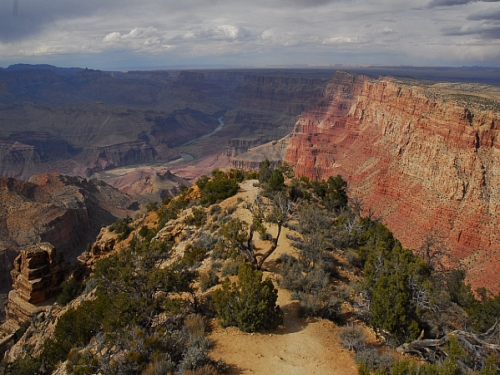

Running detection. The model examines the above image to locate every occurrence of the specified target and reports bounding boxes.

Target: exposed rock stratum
[284,71,500,291]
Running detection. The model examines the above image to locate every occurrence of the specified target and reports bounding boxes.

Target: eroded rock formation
[10,243,63,305]
[0,243,63,339]
[284,71,500,291]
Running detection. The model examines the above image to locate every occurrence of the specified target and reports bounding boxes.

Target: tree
[364,244,429,342]
[268,169,285,191]
[258,159,273,183]
[218,193,290,269]
[211,263,283,332]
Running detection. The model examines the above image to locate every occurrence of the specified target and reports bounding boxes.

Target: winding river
[181,116,226,147]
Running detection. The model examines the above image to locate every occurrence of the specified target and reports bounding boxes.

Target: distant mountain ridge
[0,64,84,75]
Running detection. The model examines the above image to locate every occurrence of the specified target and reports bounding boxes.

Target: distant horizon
[3,62,500,72]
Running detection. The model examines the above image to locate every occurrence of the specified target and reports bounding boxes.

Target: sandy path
[209,287,357,375]
[209,180,358,374]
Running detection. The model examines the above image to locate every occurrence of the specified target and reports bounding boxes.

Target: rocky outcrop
[229,137,290,170]
[284,71,500,291]
[226,137,270,157]
[0,173,139,292]
[10,243,63,305]
[104,168,190,203]
[0,243,63,340]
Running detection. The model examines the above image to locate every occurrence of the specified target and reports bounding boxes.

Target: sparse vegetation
[108,216,133,241]
[4,166,500,375]
[56,278,84,306]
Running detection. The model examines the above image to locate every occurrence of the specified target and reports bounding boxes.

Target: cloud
[103,27,162,43]
[0,0,105,42]
[443,24,500,38]
[102,32,122,43]
[101,26,172,53]
[322,36,370,45]
[427,0,500,7]
[372,26,396,35]
[467,7,500,20]
[183,25,252,42]
[286,0,341,7]
[0,0,499,69]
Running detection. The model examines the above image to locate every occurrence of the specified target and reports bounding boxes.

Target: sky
[1,0,500,70]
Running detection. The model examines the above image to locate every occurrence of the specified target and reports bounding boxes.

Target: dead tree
[397,321,500,372]
[221,192,291,270]
[416,229,456,278]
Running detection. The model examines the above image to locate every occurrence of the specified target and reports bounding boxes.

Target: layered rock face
[223,73,327,159]
[10,243,63,304]
[0,173,139,292]
[284,71,500,291]
[0,243,63,347]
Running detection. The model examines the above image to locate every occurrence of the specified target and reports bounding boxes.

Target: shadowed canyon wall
[284,71,500,291]
[0,174,139,292]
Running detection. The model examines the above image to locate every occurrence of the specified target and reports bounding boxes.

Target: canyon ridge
[1,65,500,293]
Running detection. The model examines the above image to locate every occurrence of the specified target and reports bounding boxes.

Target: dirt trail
[208,180,358,375]
[209,287,357,375]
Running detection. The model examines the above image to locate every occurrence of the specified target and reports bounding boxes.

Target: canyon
[1,64,500,298]
[283,71,500,291]
[0,66,332,184]
[1,65,500,374]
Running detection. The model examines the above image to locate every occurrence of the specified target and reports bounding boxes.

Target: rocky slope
[284,71,500,291]
[0,173,139,293]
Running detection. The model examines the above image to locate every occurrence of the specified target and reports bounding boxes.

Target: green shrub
[200,175,239,206]
[182,234,218,268]
[0,356,41,375]
[221,259,242,277]
[209,204,222,216]
[146,202,158,212]
[199,269,219,292]
[338,324,367,351]
[268,169,285,191]
[109,216,132,241]
[258,159,273,183]
[184,207,207,227]
[57,278,84,306]
[196,175,209,190]
[211,264,283,332]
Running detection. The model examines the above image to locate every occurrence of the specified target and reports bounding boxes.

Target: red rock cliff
[284,71,500,291]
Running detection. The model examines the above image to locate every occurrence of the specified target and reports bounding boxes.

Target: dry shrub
[183,364,220,375]
[199,270,219,292]
[337,324,367,351]
[184,314,205,342]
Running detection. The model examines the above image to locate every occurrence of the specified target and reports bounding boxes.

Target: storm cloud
[467,7,500,19]
[427,0,500,7]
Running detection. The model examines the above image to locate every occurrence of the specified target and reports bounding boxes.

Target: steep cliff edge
[284,71,500,291]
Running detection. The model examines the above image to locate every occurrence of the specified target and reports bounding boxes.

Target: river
[181,116,226,147]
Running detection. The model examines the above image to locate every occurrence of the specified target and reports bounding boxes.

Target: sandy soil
[207,180,358,375]
[208,288,358,375]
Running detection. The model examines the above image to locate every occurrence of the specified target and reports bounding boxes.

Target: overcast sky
[1,0,500,70]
